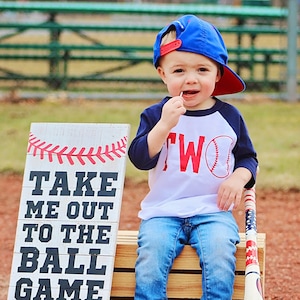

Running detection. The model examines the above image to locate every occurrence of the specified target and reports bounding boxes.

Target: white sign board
[8,123,130,300]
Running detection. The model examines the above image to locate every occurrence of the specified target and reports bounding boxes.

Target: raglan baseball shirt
[128,97,258,220]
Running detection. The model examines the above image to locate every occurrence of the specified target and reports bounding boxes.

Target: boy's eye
[199,67,208,72]
[174,68,184,73]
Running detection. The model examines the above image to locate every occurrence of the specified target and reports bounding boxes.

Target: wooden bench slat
[115,230,266,271]
[116,230,266,245]
[111,230,266,300]
[114,242,265,274]
[111,272,248,299]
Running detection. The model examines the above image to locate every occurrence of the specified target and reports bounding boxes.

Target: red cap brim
[212,65,246,96]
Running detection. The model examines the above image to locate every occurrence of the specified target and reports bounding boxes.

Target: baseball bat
[243,186,264,300]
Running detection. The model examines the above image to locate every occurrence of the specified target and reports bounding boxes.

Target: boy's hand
[160,95,186,130]
[217,168,252,211]
[147,94,186,159]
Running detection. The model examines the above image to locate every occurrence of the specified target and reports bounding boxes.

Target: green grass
[0,98,299,190]
[237,101,300,190]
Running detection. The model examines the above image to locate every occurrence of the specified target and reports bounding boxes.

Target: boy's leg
[189,212,240,300]
[134,217,186,300]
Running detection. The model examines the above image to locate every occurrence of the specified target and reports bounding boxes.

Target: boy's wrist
[232,167,252,186]
[156,119,172,135]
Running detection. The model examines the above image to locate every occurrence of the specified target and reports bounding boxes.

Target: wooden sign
[8,123,130,300]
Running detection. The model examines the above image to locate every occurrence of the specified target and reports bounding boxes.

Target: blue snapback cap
[153,15,246,96]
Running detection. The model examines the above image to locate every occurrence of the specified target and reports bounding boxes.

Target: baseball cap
[153,15,246,96]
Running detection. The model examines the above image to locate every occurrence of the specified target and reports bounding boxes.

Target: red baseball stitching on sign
[27,133,128,165]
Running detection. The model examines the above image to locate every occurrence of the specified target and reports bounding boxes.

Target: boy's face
[157,51,221,110]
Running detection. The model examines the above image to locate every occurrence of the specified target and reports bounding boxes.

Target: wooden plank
[117,230,266,245]
[114,242,265,274]
[116,231,266,271]
[7,123,130,300]
[111,272,250,299]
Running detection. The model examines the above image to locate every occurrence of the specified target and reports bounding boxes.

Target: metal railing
[0,1,298,95]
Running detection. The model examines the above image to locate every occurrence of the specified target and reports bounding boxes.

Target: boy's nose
[184,72,198,84]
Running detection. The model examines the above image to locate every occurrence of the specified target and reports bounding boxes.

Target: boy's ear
[216,67,222,83]
[157,66,167,84]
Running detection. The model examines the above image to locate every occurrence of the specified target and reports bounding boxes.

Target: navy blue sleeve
[220,102,258,188]
[128,98,167,170]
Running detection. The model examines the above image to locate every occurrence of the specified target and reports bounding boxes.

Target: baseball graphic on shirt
[205,135,234,178]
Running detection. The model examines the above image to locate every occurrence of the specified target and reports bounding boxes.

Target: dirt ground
[0,174,299,299]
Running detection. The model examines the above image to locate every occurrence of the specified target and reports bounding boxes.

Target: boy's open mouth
[183,90,199,95]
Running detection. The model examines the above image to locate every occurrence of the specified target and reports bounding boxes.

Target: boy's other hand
[217,168,251,211]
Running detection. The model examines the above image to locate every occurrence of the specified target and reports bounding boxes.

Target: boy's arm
[217,111,257,211]
[147,96,186,158]
[217,104,258,211]
[128,96,185,170]
[220,102,258,189]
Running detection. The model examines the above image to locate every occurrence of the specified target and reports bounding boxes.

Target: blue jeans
[134,212,240,300]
